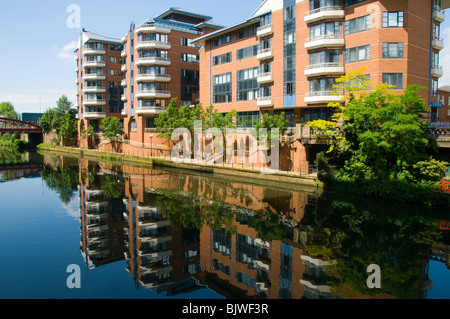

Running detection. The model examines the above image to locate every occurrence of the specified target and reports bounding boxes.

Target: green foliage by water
[309,70,449,205]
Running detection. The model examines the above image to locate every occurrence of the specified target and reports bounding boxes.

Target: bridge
[0,118,43,148]
[0,164,43,183]
[0,118,42,133]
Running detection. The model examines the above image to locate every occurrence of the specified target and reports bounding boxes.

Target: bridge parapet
[430,127,450,148]
[0,118,42,133]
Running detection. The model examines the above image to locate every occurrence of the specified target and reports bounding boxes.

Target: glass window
[382,73,403,89]
[344,45,370,63]
[382,43,404,58]
[213,73,232,104]
[344,15,370,35]
[382,12,404,28]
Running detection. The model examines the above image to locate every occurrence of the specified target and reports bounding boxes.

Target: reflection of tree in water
[302,191,449,299]
[42,164,79,204]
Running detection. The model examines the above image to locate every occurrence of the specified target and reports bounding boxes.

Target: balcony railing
[304,62,345,76]
[136,57,171,66]
[136,106,167,115]
[305,34,344,50]
[305,91,344,104]
[136,41,171,50]
[431,65,444,78]
[257,72,273,84]
[257,24,273,38]
[433,6,446,23]
[136,90,171,99]
[305,6,345,23]
[84,99,106,106]
[257,96,274,108]
[432,37,444,51]
[257,48,273,60]
[135,73,171,82]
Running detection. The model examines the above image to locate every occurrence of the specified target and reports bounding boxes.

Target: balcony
[257,48,274,61]
[121,79,127,87]
[121,108,127,116]
[305,34,345,50]
[434,7,446,23]
[136,106,167,115]
[121,49,127,57]
[433,37,444,51]
[135,57,171,67]
[136,90,171,99]
[135,25,171,35]
[82,49,106,56]
[305,6,345,24]
[84,86,106,93]
[257,72,273,84]
[135,73,171,83]
[84,61,106,68]
[83,73,106,80]
[121,94,127,101]
[257,24,273,38]
[83,112,107,119]
[431,65,444,78]
[304,62,345,77]
[304,91,344,105]
[257,96,274,108]
[83,99,106,106]
[121,64,127,72]
[136,41,171,51]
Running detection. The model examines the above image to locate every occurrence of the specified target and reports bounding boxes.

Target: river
[0,150,449,300]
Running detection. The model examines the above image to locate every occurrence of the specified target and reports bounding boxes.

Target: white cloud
[55,41,77,62]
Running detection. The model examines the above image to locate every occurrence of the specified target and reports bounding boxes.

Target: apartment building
[437,85,450,123]
[75,30,125,148]
[192,0,449,129]
[119,8,223,146]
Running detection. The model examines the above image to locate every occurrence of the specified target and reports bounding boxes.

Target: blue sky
[0,0,260,114]
[0,1,450,114]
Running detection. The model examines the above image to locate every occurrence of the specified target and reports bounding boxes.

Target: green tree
[308,70,447,185]
[59,109,78,143]
[100,116,124,140]
[81,125,95,149]
[0,102,18,119]
[56,95,73,115]
[254,112,288,148]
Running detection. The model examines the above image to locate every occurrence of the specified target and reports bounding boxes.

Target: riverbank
[37,144,323,193]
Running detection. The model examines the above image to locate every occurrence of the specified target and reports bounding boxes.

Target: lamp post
[149,134,153,157]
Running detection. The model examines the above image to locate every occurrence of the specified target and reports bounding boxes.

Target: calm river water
[0,151,449,300]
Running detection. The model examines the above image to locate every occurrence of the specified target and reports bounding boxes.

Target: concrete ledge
[37,145,323,192]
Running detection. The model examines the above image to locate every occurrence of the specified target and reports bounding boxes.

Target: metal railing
[306,62,342,70]
[306,6,342,16]
[306,34,343,43]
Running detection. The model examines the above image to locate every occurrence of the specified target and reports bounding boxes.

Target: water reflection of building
[76,159,437,299]
[120,165,205,295]
[78,160,127,270]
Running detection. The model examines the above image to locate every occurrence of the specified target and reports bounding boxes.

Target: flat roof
[156,7,213,22]
[191,14,262,46]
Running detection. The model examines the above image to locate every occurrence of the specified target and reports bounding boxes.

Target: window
[344,0,369,6]
[285,5,294,20]
[236,24,258,40]
[433,23,441,40]
[260,13,272,27]
[237,45,258,60]
[181,53,199,63]
[344,45,370,63]
[310,21,340,39]
[309,78,338,94]
[433,51,440,67]
[213,73,232,104]
[139,50,168,59]
[432,80,439,97]
[237,111,260,128]
[310,0,339,10]
[382,12,404,28]
[382,73,403,89]
[237,67,259,102]
[180,38,201,48]
[212,33,232,48]
[310,49,340,66]
[139,33,168,43]
[213,52,232,66]
[382,43,404,58]
[344,15,370,35]
[284,31,295,45]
